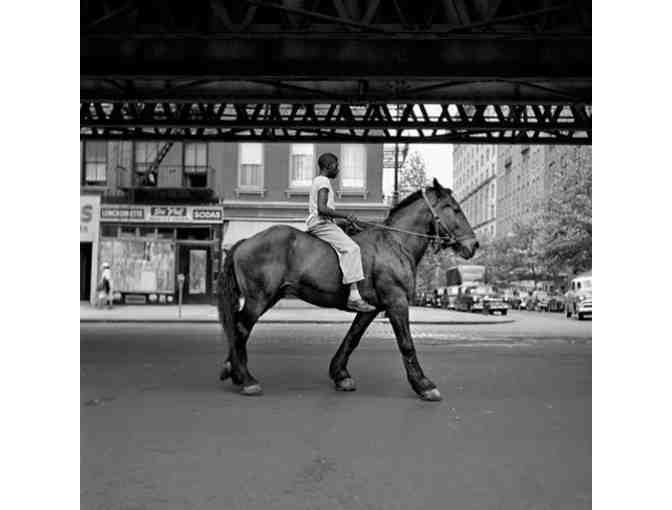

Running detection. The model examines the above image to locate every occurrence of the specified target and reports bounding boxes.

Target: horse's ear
[432,177,443,190]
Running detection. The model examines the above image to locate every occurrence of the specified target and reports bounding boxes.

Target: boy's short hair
[318,152,338,170]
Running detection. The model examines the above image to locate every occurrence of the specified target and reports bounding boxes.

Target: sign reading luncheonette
[100,205,223,223]
[80,195,101,241]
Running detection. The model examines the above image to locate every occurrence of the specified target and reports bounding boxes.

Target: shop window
[289,144,315,188]
[339,144,366,189]
[83,141,107,185]
[101,224,118,237]
[157,227,175,239]
[177,227,210,240]
[120,225,138,237]
[184,143,208,188]
[238,143,264,189]
[139,227,156,238]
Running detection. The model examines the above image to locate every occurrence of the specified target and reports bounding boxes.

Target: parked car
[547,294,565,313]
[532,291,550,312]
[482,296,509,315]
[565,271,592,320]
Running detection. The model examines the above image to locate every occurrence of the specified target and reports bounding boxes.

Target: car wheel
[502,310,508,316]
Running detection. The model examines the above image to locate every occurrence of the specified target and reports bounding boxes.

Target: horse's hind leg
[329,310,378,391]
[228,299,268,396]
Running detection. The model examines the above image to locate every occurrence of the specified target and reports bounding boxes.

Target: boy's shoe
[347,298,376,312]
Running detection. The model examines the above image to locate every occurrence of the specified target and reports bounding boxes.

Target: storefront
[99,204,223,305]
[80,195,101,303]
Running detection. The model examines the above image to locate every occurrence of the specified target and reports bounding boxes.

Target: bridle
[420,189,475,251]
[358,189,476,252]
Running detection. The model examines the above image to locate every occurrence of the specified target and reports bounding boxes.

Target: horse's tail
[217,239,246,346]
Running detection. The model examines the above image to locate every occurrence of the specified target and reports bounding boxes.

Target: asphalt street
[81,311,591,510]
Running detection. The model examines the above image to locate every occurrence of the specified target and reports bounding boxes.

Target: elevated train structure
[81,0,591,144]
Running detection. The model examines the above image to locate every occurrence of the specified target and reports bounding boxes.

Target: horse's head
[424,178,479,259]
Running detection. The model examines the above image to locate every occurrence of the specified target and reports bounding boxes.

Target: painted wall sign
[101,205,223,224]
[80,195,101,241]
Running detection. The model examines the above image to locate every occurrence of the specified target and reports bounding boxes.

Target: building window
[134,141,161,186]
[83,141,107,185]
[289,144,315,188]
[185,143,207,171]
[340,144,366,189]
[184,143,208,188]
[135,142,160,171]
[238,143,264,189]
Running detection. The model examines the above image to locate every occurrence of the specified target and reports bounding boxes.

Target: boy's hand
[346,214,358,225]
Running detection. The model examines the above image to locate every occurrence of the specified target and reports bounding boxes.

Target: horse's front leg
[387,301,442,401]
[329,310,378,391]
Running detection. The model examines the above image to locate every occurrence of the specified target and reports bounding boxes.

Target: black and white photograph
[77,1,597,508]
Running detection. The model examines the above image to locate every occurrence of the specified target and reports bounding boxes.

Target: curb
[80,318,514,326]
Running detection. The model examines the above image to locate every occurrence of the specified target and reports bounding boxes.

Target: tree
[540,147,592,275]
[399,150,428,198]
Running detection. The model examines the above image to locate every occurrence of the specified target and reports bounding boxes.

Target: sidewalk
[80,300,512,325]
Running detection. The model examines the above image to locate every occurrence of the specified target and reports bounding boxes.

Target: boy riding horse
[307,153,376,312]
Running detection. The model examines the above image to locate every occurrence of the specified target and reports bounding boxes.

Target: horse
[217,178,479,401]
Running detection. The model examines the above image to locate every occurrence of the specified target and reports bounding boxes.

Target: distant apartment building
[453,144,591,240]
[80,141,388,304]
[452,145,498,239]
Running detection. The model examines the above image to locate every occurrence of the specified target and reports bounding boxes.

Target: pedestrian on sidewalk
[98,262,113,309]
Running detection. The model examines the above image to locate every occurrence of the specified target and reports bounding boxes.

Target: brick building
[80,141,388,304]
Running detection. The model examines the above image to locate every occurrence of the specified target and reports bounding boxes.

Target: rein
[357,190,474,251]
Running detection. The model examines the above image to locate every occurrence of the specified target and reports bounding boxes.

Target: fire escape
[115,141,215,204]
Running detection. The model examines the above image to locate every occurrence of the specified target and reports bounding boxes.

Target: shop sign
[150,206,187,219]
[80,195,100,241]
[101,207,145,220]
[193,208,223,221]
[101,205,223,223]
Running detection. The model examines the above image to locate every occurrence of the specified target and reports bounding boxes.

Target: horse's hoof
[241,383,263,396]
[219,362,232,381]
[334,377,356,392]
[420,388,442,402]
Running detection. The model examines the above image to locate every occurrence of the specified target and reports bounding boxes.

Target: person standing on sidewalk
[99,262,113,309]
[306,153,376,313]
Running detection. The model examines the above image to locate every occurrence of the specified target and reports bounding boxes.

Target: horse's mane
[384,190,423,222]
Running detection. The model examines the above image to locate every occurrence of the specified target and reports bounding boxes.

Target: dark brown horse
[217,178,478,401]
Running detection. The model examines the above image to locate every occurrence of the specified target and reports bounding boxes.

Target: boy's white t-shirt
[306,175,335,228]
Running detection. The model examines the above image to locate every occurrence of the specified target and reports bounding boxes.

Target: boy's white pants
[308,221,365,284]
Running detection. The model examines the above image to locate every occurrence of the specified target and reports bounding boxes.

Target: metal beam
[80,101,591,144]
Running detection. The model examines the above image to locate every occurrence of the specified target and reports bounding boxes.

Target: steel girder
[80,101,591,144]
[81,0,591,142]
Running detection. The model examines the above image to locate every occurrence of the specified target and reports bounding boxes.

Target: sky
[381,143,455,198]
[410,144,454,188]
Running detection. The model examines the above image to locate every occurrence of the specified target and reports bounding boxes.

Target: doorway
[80,242,92,301]
[177,245,212,304]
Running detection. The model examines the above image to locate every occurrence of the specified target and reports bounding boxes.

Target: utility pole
[393,141,400,206]
[392,104,401,206]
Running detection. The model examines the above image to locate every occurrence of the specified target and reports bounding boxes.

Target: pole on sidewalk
[177,274,185,319]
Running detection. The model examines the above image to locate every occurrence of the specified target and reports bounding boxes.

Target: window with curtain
[340,144,366,189]
[289,144,315,187]
[84,141,107,185]
[238,143,264,189]
[135,142,160,172]
[184,143,208,174]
